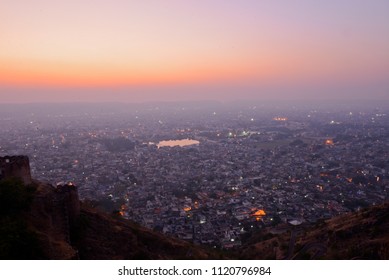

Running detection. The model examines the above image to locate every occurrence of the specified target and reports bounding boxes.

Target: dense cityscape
[1,101,388,249]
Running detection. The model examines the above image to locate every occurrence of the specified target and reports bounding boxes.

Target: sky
[1,0,388,103]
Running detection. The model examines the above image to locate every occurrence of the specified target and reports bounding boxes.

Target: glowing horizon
[1,0,388,102]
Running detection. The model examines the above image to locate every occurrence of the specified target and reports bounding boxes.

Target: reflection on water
[157,139,200,148]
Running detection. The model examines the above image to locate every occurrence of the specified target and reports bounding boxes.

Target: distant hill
[238,202,389,260]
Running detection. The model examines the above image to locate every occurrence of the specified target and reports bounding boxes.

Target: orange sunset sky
[1,0,388,103]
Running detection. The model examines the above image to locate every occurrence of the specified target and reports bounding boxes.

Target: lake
[157,139,200,148]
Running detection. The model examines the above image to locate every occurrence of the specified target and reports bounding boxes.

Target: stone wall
[56,183,81,229]
[0,155,32,185]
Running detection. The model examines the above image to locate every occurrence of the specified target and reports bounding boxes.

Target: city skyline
[1,0,388,103]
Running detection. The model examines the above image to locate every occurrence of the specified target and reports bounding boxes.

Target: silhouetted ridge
[1,155,388,259]
[0,155,217,259]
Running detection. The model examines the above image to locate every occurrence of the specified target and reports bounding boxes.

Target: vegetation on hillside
[0,179,43,259]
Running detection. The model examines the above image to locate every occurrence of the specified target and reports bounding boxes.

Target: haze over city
[1,0,388,103]
[1,0,389,262]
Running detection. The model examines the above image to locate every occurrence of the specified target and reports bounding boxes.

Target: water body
[157,139,200,148]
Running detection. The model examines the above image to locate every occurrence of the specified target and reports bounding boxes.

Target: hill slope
[1,176,388,259]
[72,206,217,259]
[0,179,218,259]
[238,202,389,259]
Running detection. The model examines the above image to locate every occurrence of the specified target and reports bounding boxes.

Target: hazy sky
[1,0,388,103]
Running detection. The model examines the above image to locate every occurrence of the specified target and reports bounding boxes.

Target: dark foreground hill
[0,179,218,259]
[238,202,389,259]
[1,155,388,259]
[73,205,217,259]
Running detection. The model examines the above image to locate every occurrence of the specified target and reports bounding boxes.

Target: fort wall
[56,183,81,228]
[0,155,32,185]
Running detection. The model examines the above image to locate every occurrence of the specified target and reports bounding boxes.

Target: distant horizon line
[0,98,388,106]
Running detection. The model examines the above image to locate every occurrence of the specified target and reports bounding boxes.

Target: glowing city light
[273,117,288,121]
[325,139,334,145]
